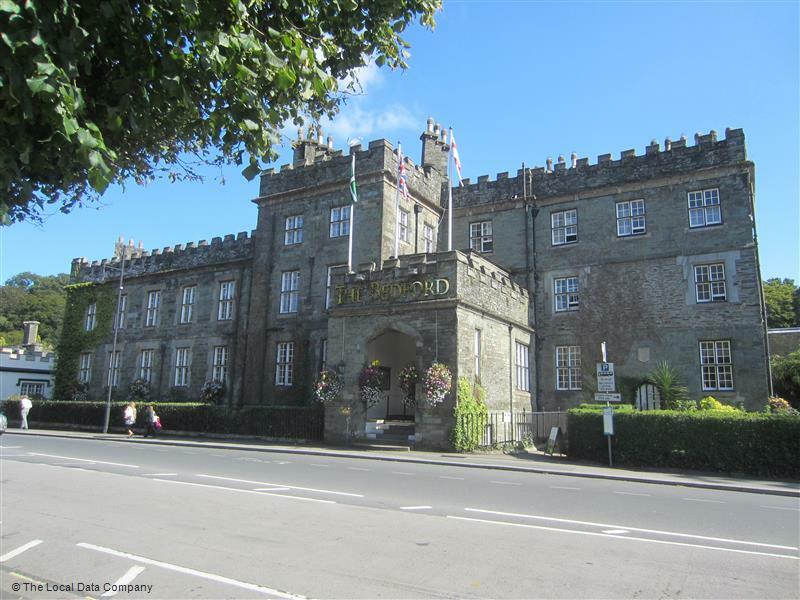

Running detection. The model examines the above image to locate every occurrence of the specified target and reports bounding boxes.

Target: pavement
[4,426,799,498]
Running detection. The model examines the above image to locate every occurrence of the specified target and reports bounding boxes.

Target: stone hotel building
[66,119,771,445]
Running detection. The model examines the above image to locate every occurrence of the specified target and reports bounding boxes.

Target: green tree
[0,0,440,223]
[0,272,69,347]
[763,278,799,328]
[771,350,800,409]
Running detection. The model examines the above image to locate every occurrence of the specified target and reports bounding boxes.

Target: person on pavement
[123,402,137,437]
[19,395,32,429]
[143,404,158,438]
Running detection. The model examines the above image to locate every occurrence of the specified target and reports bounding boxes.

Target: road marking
[0,446,22,449]
[440,476,464,480]
[682,498,726,504]
[10,571,45,585]
[143,473,177,477]
[448,516,799,560]
[1,539,43,562]
[760,505,800,512]
[211,454,226,458]
[196,474,363,498]
[253,487,292,492]
[392,471,415,476]
[550,486,581,491]
[101,566,146,597]
[464,508,798,550]
[614,491,651,497]
[309,463,329,468]
[77,543,306,598]
[153,479,335,504]
[490,481,521,486]
[29,453,139,469]
[400,506,433,511]
[602,529,629,534]
[347,467,369,472]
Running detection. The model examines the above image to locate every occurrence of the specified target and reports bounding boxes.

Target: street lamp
[102,238,140,434]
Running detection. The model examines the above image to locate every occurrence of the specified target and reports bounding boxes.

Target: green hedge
[567,408,800,478]
[1,400,324,440]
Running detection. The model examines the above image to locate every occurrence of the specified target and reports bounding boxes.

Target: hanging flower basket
[398,364,420,407]
[314,369,343,405]
[422,362,452,407]
[359,360,384,407]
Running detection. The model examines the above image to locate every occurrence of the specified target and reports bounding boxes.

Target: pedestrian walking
[123,402,137,437]
[144,404,158,438]
[19,395,32,429]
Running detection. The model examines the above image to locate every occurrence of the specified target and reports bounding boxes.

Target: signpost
[545,426,562,456]
[603,406,614,467]
[596,362,615,392]
[598,343,615,467]
[594,392,622,403]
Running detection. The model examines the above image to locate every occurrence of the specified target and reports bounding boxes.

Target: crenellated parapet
[70,231,256,283]
[258,123,449,209]
[453,128,747,208]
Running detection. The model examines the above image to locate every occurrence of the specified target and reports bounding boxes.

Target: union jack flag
[398,152,409,199]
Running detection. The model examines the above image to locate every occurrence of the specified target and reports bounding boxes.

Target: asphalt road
[1,435,798,599]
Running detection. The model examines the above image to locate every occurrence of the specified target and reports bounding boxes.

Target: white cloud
[339,60,383,94]
[322,103,418,142]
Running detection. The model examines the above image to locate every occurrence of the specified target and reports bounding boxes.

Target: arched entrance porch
[365,328,417,421]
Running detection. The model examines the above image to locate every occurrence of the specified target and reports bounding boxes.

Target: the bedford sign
[335,277,451,305]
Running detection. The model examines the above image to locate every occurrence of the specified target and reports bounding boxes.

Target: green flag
[350,153,358,203]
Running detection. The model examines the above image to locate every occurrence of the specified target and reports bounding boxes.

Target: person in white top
[20,395,33,429]
[123,402,137,437]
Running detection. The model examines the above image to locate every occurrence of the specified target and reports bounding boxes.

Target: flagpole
[448,128,454,252]
[348,152,356,272]
[394,142,402,259]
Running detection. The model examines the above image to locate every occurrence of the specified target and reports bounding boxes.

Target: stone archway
[365,329,417,421]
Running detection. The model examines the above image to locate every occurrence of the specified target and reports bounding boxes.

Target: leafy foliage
[0,272,69,347]
[0,0,440,223]
[646,361,690,410]
[763,278,800,328]
[698,396,740,412]
[422,362,451,406]
[128,379,152,402]
[567,408,800,477]
[53,282,115,400]
[313,369,342,405]
[451,377,488,452]
[771,349,800,409]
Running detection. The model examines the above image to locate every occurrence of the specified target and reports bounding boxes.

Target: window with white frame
[139,349,154,383]
[145,291,160,327]
[326,265,346,309]
[695,263,727,303]
[174,348,190,387]
[423,224,435,253]
[284,215,304,245]
[330,206,351,238]
[79,352,92,383]
[180,286,196,323]
[20,381,45,397]
[107,350,121,387]
[474,329,482,379]
[114,295,127,330]
[399,209,410,243]
[616,199,646,236]
[212,345,228,383]
[85,302,97,331]
[700,340,733,391]
[275,342,294,386]
[320,338,328,372]
[469,221,493,253]
[515,342,530,391]
[218,281,235,320]
[554,276,579,312]
[556,345,581,390]
[552,209,578,245]
[688,188,721,228]
[280,271,300,314]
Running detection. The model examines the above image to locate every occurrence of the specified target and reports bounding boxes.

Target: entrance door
[365,329,416,420]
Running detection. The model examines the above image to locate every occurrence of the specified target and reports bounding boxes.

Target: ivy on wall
[53,282,115,400]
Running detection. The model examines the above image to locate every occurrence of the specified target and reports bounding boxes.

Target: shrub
[451,377,488,452]
[771,350,800,409]
[128,379,151,402]
[200,380,225,404]
[646,361,690,410]
[567,407,800,477]
[698,396,740,412]
[766,396,800,416]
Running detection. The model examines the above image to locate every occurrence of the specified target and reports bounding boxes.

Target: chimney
[22,321,39,348]
[419,116,448,173]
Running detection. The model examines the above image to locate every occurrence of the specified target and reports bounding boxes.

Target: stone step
[351,441,412,451]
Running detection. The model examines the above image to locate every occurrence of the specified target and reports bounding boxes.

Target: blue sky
[2,1,798,281]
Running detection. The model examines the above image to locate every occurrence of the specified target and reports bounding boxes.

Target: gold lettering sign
[334,277,451,306]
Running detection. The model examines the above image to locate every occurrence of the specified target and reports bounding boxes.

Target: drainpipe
[748,166,773,396]
[509,324,515,441]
